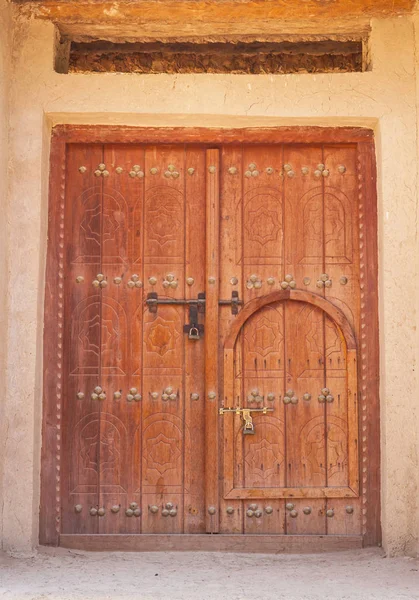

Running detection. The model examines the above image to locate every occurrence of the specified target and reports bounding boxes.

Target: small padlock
[188,326,200,340]
[183,303,204,339]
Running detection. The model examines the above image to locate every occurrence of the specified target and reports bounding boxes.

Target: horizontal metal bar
[146,298,243,306]
[146,298,205,306]
[219,407,274,414]
[219,299,243,306]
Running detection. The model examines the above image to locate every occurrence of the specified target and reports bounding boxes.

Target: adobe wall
[1,6,418,555]
[0,0,11,550]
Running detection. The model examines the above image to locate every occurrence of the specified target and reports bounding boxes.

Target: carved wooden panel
[59,144,206,535]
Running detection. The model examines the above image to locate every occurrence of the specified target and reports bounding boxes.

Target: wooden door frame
[41,124,379,547]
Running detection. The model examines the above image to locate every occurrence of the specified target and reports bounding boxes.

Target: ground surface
[0,547,418,599]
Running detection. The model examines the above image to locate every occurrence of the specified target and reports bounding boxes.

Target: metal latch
[146,292,206,314]
[219,291,241,315]
[146,291,242,315]
[219,406,274,435]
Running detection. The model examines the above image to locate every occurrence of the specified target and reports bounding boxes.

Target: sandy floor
[0,547,418,600]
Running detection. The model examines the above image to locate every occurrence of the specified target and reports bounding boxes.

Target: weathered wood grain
[59,533,363,553]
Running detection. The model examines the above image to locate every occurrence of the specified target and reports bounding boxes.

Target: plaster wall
[1,9,419,556]
[0,0,11,549]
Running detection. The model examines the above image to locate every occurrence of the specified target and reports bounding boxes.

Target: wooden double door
[42,130,379,547]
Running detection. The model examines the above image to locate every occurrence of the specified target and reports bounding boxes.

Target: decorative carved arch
[224,289,356,351]
[70,294,128,375]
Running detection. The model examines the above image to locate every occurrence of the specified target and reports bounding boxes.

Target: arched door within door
[219,290,359,535]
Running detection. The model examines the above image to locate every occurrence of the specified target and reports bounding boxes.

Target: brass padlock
[242,410,255,435]
[188,326,200,340]
[219,406,274,435]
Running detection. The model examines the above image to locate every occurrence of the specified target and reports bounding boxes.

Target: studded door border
[41,126,379,547]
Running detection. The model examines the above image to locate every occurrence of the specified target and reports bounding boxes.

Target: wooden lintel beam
[17,0,415,25]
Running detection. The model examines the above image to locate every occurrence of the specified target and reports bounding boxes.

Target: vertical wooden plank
[326,499,361,535]
[243,503,286,534]
[358,140,380,546]
[61,144,104,536]
[205,148,220,532]
[41,135,66,545]
[325,316,350,489]
[327,349,361,535]
[219,145,243,534]
[283,301,327,490]
[183,145,206,533]
[242,145,284,300]
[284,145,324,297]
[322,145,359,327]
[283,145,327,535]
[284,499,327,534]
[241,303,286,489]
[240,145,286,535]
[324,321,360,536]
[98,145,144,534]
[322,145,362,535]
[241,304,286,535]
[346,352,359,495]
[141,146,186,534]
